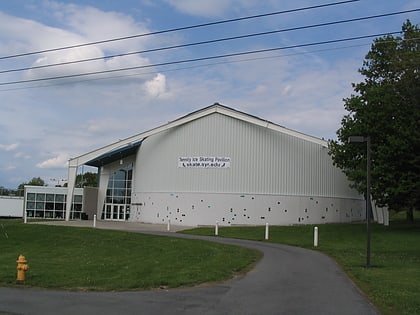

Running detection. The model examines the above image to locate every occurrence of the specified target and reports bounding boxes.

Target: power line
[1,9,416,75]
[0,0,359,60]
[0,42,378,92]
[0,31,402,87]
[2,36,417,92]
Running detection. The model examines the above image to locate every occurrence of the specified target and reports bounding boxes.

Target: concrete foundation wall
[131,192,364,226]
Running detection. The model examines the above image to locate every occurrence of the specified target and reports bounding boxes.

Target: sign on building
[178,156,231,168]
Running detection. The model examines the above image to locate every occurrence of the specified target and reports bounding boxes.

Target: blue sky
[0,0,418,189]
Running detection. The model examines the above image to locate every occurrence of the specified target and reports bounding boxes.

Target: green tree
[17,177,46,196]
[329,20,420,221]
[75,172,98,188]
[27,177,46,186]
[62,172,97,187]
[0,186,10,196]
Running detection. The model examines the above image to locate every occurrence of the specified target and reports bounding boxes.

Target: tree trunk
[406,208,414,222]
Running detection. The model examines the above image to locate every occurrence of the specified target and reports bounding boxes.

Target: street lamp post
[348,135,371,268]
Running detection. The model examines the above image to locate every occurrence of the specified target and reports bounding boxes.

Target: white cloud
[164,0,265,17]
[85,118,128,135]
[0,143,19,151]
[2,165,17,171]
[0,5,153,84]
[144,73,169,98]
[26,46,105,81]
[44,1,150,51]
[164,0,232,17]
[253,85,267,94]
[281,85,292,96]
[14,152,31,159]
[0,11,83,56]
[36,153,70,169]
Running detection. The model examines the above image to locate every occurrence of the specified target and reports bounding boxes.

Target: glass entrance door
[104,204,127,221]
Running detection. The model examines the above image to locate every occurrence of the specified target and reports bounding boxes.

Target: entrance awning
[85,140,143,167]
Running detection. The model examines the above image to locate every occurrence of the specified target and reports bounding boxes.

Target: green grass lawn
[0,220,261,291]
[181,218,420,315]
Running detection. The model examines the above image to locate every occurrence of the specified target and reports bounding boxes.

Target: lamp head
[348,136,366,143]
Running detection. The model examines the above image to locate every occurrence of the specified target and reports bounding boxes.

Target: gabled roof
[69,103,327,168]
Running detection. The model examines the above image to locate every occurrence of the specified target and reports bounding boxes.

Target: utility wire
[0,31,401,87]
[2,36,417,92]
[0,42,379,92]
[0,0,359,60]
[1,9,416,75]
[2,36,418,92]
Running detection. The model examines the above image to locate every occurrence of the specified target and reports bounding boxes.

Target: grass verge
[0,220,261,291]
[181,219,420,315]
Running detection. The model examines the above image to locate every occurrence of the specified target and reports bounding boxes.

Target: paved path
[0,221,379,315]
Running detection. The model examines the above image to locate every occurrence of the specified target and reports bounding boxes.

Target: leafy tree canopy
[27,177,46,186]
[0,186,13,196]
[16,177,46,196]
[76,172,97,188]
[18,177,45,190]
[329,20,420,220]
[62,172,98,188]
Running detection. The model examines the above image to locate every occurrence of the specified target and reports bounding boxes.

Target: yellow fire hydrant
[16,254,29,282]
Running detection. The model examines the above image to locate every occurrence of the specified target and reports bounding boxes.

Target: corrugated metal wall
[134,112,360,199]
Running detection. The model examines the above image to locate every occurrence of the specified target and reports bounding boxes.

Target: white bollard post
[167,219,171,232]
[265,223,269,240]
[384,209,389,226]
[215,221,219,236]
[24,211,27,224]
[314,226,318,247]
[93,214,97,228]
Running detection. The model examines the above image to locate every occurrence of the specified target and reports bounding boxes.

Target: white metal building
[0,196,24,218]
[65,104,365,226]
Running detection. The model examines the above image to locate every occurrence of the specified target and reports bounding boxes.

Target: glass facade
[103,165,132,220]
[25,188,83,219]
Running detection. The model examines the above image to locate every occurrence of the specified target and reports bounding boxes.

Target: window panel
[26,201,35,210]
[45,202,54,210]
[55,211,64,218]
[36,202,45,210]
[73,195,82,203]
[45,211,53,218]
[73,204,82,211]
